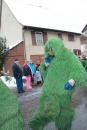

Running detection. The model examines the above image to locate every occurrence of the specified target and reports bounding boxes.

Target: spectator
[29,60,36,86]
[82,55,86,60]
[35,60,40,70]
[23,60,32,89]
[34,67,42,86]
[12,58,25,93]
[78,56,81,60]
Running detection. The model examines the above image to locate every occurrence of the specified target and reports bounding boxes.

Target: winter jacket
[29,63,36,75]
[34,70,42,82]
[12,63,23,78]
[23,64,32,77]
[35,63,40,70]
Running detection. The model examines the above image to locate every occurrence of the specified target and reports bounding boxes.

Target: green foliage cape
[81,59,87,71]
[0,79,24,130]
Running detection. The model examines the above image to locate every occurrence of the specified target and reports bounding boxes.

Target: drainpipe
[22,26,28,60]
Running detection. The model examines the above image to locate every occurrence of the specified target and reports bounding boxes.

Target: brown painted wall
[30,55,44,65]
[4,41,24,75]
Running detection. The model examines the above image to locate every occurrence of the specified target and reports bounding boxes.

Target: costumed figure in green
[29,38,87,130]
[0,79,24,130]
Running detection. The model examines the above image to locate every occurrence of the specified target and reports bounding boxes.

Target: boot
[31,82,36,86]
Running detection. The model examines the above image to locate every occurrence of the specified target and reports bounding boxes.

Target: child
[34,67,42,86]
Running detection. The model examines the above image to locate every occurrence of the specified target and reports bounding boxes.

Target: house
[80,24,87,56]
[0,0,82,74]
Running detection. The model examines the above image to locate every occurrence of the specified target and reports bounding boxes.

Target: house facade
[80,24,87,56]
[23,27,81,62]
[0,0,81,70]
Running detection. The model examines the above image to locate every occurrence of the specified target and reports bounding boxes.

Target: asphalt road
[11,86,87,130]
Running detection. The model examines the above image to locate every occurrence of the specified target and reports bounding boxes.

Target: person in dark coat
[12,58,25,93]
[23,60,33,89]
[35,61,40,70]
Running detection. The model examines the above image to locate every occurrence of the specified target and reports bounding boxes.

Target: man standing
[12,58,25,93]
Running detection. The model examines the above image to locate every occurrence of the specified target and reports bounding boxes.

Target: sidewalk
[10,86,87,130]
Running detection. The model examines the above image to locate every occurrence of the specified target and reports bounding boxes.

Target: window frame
[68,34,74,42]
[73,49,81,56]
[35,31,44,45]
[31,30,48,46]
[58,33,63,40]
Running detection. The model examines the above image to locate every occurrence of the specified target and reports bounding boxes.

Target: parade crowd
[12,55,87,93]
[12,59,42,93]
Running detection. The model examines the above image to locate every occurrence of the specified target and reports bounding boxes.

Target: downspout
[22,26,29,60]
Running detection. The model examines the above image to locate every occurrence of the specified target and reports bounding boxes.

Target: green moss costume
[0,79,24,130]
[81,59,87,71]
[29,38,87,130]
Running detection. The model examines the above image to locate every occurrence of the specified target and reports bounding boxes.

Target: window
[73,49,81,56]
[31,31,48,46]
[58,33,62,40]
[68,34,74,41]
[35,32,43,45]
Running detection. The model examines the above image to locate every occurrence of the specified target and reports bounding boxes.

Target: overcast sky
[14,0,87,31]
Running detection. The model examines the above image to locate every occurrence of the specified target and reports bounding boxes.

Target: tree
[0,36,9,72]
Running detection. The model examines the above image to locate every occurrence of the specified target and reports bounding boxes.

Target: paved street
[11,86,87,130]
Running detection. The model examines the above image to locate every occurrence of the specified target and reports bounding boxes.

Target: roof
[4,0,81,34]
[82,24,87,33]
[9,40,23,49]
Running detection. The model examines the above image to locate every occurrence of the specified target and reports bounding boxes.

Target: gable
[1,0,23,46]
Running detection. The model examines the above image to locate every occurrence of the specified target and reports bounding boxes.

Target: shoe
[38,84,42,86]
[18,91,22,93]
[31,82,36,86]
[39,84,42,86]
[26,87,32,89]
[22,90,25,92]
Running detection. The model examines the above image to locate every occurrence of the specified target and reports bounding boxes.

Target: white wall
[24,30,44,60]
[81,44,87,53]
[47,31,81,51]
[24,30,81,59]
[1,1,23,46]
